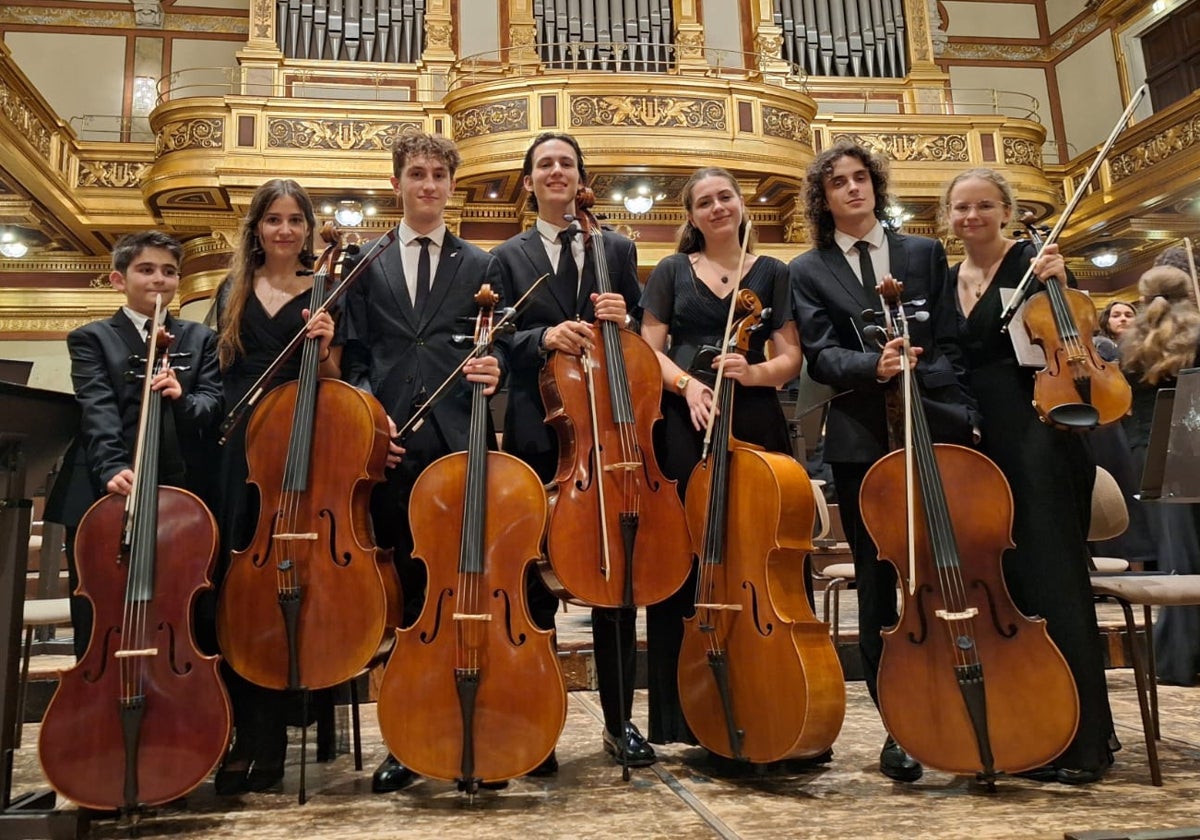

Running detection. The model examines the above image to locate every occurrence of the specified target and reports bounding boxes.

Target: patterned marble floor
[10,668,1200,840]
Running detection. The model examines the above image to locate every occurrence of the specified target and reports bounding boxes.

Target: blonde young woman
[942,167,1116,784]
[1120,265,1200,686]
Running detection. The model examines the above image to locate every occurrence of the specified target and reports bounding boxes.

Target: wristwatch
[675,373,692,394]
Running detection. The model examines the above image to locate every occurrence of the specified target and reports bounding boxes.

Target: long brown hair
[674,167,753,254]
[217,179,316,370]
[1120,266,1200,386]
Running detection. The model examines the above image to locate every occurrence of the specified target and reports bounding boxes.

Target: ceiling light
[623,184,654,214]
[333,200,365,227]
[1090,250,1119,269]
[0,231,27,259]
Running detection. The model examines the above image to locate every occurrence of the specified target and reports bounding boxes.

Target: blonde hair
[937,167,1015,234]
[1120,266,1200,386]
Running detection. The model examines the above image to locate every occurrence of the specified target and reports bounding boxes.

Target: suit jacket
[44,310,222,527]
[341,228,506,465]
[789,230,977,464]
[491,226,641,459]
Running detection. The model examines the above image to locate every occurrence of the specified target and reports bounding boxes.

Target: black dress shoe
[213,765,249,796]
[372,755,416,793]
[1014,764,1059,783]
[526,751,558,777]
[245,761,285,794]
[879,736,923,782]
[603,722,657,768]
[1055,765,1109,785]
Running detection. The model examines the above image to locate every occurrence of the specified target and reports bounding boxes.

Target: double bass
[377,285,566,794]
[677,289,845,764]
[861,277,1079,785]
[216,225,400,692]
[40,297,231,812]
[538,188,691,609]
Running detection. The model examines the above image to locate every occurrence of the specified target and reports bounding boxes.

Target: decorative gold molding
[157,119,225,155]
[0,75,52,160]
[0,6,247,35]
[76,160,149,189]
[762,106,812,144]
[266,119,418,151]
[1002,137,1043,168]
[831,132,970,162]
[453,99,529,140]
[570,96,726,130]
[1109,114,1200,183]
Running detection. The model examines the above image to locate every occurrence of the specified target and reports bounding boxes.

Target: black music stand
[1140,367,1200,504]
[0,382,82,839]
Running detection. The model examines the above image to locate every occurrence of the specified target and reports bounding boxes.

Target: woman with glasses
[941,167,1117,785]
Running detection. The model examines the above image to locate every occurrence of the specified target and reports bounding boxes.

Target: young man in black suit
[45,230,222,659]
[789,141,977,782]
[340,131,505,792]
[491,132,652,771]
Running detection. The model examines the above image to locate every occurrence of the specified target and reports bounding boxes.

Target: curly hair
[391,131,461,179]
[1153,245,1194,274]
[803,141,890,249]
[217,178,317,370]
[674,167,753,254]
[1120,266,1200,386]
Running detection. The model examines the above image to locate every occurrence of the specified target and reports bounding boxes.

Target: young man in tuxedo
[339,131,504,793]
[491,132,653,771]
[45,231,222,659]
[788,141,978,782]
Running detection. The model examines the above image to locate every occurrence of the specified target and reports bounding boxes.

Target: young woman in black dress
[210,178,340,794]
[639,167,802,750]
[942,167,1116,783]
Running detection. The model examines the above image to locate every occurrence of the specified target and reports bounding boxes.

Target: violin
[216,224,400,692]
[677,289,844,764]
[1018,218,1131,430]
[376,285,565,794]
[538,186,691,609]
[861,277,1079,785]
[40,299,231,811]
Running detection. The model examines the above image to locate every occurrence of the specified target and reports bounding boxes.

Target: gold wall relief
[427,22,453,50]
[252,0,274,40]
[452,99,529,140]
[76,160,149,189]
[0,77,52,159]
[1002,137,1043,168]
[762,106,812,144]
[1109,114,1200,183]
[156,119,225,155]
[266,119,418,151]
[569,96,726,130]
[832,132,969,162]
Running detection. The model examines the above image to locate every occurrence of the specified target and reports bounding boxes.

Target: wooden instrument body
[216,377,400,690]
[377,450,565,783]
[538,325,691,607]
[678,445,845,764]
[39,489,231,810]
[862,443,1080,775]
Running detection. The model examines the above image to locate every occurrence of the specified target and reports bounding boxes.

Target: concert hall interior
[3,1,1200,838]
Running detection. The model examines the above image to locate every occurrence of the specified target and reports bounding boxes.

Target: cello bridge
[114,647,159,658]
[934,607,979,621]
[452,613,493,622]
[603,461,641,472]
[694,603,743,612]
[273,532,318,541]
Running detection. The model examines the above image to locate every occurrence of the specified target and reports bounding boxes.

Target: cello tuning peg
[862,324,888,348]
[493,321,517,338]
[451,333,472,345]
[172,364,193,373]
[909,312,931,323]
[862,309,880,324]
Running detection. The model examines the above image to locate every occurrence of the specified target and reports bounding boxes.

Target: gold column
[243,0,283,57]
[750,0,789,79]
[674,0,707,74]
[179,232,235,309]
[902,0,950,107]
[507,0,540,70]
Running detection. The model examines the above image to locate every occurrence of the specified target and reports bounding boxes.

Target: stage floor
[10,666,1200,840]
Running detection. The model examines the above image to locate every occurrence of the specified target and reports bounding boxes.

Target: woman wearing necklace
[638,167,802,755]
[208,178,342,794]
[943,167,1116,784]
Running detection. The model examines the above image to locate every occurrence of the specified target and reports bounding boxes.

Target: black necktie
[414,236,431,312]
[557,228,579,295]
[854,240,877,293]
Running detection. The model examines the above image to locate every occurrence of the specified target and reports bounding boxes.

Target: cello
[216,225,400,692]
[538,187,691,609]
[677,289,845,764]
[376,285,566,794]
[1017,216,1131,430]
[40,296,231,812]
[861,277,1079,785]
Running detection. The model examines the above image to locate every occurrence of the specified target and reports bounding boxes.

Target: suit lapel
[419,232,465,331]
[377,232,418,325]
[520,229,574,319]
[819,246,876,310]
[887,231,911,288]
[111,310,148,358]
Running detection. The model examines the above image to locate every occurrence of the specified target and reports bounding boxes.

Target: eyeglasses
[949,200,1008,215]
